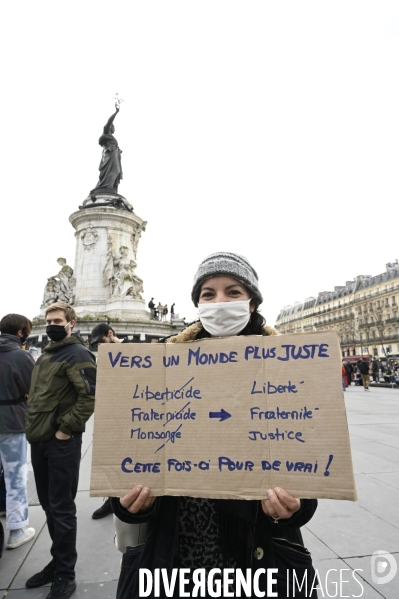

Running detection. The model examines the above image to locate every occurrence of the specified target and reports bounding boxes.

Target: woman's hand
[261,487,301,521]
[120,485,155,514]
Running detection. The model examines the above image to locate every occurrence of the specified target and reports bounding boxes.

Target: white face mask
[198,299,252,337]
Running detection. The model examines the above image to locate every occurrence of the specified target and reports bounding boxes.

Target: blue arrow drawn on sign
[209,409,231,422]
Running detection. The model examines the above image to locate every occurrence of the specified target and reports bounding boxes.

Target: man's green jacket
[26,335,96,442]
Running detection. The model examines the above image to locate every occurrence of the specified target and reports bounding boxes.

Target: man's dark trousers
[31,433,82,579]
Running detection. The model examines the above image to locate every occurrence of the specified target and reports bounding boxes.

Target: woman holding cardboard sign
[112,252,318,598]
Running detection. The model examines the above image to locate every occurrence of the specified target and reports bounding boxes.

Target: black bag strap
[0,396,27,406]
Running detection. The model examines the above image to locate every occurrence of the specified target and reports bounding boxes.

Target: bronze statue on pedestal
[90,100,123,196]
[83,95,133,212]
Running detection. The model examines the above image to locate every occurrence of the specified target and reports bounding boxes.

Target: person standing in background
[147,298,155,319]
[90,322,132,520]
[344,361,353,386]
[0,313,35,549]
[358,358,371,391]
[371,359,379,382]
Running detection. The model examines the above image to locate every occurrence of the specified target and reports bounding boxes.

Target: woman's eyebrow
[201,284,244,291]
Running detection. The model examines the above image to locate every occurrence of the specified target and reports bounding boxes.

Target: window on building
[393,296,396,305]
[386,298,389,307]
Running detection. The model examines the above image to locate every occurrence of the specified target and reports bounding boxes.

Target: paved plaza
[0,385,398,598]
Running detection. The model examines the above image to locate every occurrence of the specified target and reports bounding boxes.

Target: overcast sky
[1,1,398,327]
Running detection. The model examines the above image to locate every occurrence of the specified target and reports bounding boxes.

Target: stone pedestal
[69,205,148,319]
[31,200,185,350]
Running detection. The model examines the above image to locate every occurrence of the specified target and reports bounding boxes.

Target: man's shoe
[6,527,35,549]
[92,497,112,519]
[46,577,76,599]
[26,561,56,588]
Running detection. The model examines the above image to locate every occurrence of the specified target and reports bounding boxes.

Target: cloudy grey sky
[1,1,398,326]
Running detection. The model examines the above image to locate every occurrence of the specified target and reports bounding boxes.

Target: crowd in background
[342,357,399,390]
[147,298,176,321]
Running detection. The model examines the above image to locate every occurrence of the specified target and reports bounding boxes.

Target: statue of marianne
[90,103,123,196]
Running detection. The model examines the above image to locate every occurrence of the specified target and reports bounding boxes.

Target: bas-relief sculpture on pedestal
[131,222,146,260]
[81,227,99,251]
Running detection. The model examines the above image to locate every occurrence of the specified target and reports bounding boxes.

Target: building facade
[275,262,399,359]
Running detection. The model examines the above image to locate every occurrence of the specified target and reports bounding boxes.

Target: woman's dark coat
[111,322,318,598]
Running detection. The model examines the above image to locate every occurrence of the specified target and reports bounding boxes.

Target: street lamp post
[376,317,385,359]
[356,318,363,356]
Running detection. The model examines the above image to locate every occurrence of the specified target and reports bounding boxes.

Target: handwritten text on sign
[90,331,357,500]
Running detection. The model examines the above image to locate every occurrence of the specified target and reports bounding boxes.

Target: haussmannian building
[274,261,399,359]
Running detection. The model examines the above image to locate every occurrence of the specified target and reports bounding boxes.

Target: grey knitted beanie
[191,252,263,307]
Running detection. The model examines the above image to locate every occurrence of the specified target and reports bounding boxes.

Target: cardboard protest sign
[90,331,357,501]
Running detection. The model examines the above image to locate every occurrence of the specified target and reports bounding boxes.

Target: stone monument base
[69,297,149,321]
[30,196,186,352]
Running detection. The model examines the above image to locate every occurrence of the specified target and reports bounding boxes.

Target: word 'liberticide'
[107,343,330,369]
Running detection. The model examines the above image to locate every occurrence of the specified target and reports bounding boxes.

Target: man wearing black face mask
[25,302,96,599]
